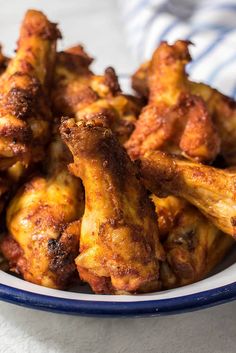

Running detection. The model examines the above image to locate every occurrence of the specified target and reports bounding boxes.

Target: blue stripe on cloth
[124,2,166,41]
[186,24,230,40]
[155,19,180,44]
[188,29,232,71]
[207,52,236,84]
[231,83,236,98]
[123,0,150,22]
[197,3,236,12]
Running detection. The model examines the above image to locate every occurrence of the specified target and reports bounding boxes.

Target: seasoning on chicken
[152,195,234,288]
[126,41,220,163]
[189,82,236,165]
[140,150,236,238]
[60,118,164,294]
[131,41,236,166]
[1,126,84,288]
[0,10,60,170]
[53,46,141,143]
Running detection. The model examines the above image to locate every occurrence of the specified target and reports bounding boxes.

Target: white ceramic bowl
[0,76,235,316]
[0,245,236,316]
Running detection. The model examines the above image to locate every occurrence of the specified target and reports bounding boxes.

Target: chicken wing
[60,118,164,294]
[190,82,236,165]
[151,195,187,240]
[152,195,234,288]
[0,10,60,170]
[1,127,84,288]
[52,46,140,143]
[140,151,236,238]
[126,41,220,163]
[131,41,236,165]
[52,45,94,116]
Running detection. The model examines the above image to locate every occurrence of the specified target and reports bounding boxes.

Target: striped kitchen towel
[118,0,236,97]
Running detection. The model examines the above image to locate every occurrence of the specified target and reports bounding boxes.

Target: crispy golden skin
[151,195,188,240]
[52,46,140,143]
[189,82,236,165]
[152,195,234,288]
[52,45,94,116]
[75,91,141,144]
[60,118,164,294]
[0,10,60,170]
[126,41,220,163]
[132,41,236,165]
[1,128,84,288]
[140,151,236,238]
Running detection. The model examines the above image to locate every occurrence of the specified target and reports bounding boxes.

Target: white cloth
[119,0,236,97]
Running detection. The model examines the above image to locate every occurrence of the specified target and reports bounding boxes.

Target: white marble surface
[0,1,236,353]
[0,0,137,73]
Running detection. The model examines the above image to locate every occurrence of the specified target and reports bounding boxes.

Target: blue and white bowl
[0,246,236,317]
[0,77,236,317]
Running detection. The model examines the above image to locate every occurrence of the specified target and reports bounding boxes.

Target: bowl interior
[0,77,236,306]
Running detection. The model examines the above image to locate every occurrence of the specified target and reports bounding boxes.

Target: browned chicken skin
[126,41,220,163]
[131,41,236,165]
[1,127,84,289]
[52,45,94,116]
[152,196,234,288]
[129,41,236,289]
[151,195,188,240]
[140,151,236,238]
[0,9,234,295]
[60,118,164,294]
[189,82,236,165]
[0,10,60,170]
[52,46,141,144]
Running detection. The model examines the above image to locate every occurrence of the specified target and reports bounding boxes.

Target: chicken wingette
[140,150,236,238]
[0,127,84,288]
[151,195,188,240]
[52,46,141,143]
[189,82,236,165]
[152,196,234,289]
[60,118,164,294]
[0,10,60,170]
[126,41,220,163]
[52,45,94,116]
[131,41,236,165]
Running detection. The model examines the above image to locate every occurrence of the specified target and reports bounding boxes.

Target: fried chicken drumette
[52,45,94,116]
[131,41,236,165]
[60,118,164,294]
[140,151,236,238]
[0,127,84,288]
[189,82,236,165]
[52,46,141,143]
[152,196,234,288]
[0,10,60,170]
[126,41,220,163]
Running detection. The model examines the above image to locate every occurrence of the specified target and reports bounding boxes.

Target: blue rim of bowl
[0,281,236,316]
